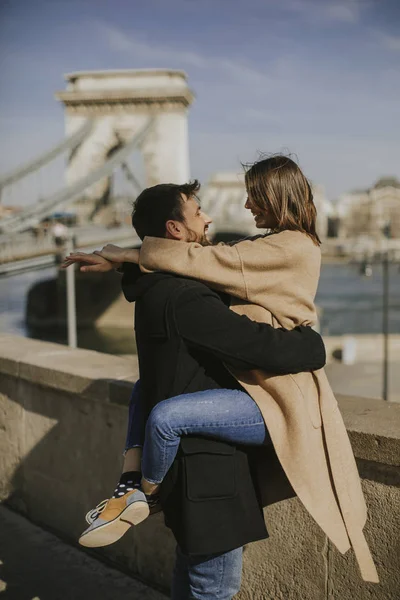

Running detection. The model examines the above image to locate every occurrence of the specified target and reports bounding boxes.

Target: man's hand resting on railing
[62,252,119,273]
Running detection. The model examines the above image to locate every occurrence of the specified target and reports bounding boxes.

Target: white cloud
[212,58,271,87]
[97,22,271,87]
[378,32,400,51]
[95,20,400,139]
[325,3,359,23]
[284,0,361,24]
[99,23,207,67]
[1,4,399,204]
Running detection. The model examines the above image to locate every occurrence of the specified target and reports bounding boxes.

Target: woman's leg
[141,388,268,491]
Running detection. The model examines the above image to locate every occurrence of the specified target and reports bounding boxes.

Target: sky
[0,0,399,201]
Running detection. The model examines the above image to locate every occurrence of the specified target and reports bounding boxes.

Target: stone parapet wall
[0,334,399,599]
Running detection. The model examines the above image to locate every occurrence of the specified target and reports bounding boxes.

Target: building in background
[336,177,400,239]
[312,183,333,240]
[201,173,331,241]
[200,172,256,239]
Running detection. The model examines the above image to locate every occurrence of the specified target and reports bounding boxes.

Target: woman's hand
[61,252,120,273]
[95,245,140,265]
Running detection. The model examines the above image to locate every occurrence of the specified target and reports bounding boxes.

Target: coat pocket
[181,438,237,502]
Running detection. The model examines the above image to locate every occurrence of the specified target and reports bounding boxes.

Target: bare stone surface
[0,504,166,600]
[236,481,400,600]
[0,333,138,399]
[337,394,400,466]
[237,498,328,600]
[0,388,23,500]
[326,480,400,600]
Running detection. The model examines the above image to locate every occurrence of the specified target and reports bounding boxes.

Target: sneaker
[79,489,151,548]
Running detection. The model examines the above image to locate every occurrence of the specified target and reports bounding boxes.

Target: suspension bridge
[0,69,257,277]
[0,70,192,274]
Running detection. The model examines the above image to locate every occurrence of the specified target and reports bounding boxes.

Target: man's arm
[172,283,325,374]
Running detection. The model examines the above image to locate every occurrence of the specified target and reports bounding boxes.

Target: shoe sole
[78,501,150,548]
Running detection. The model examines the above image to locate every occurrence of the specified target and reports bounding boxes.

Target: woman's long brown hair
[244,155,321,246]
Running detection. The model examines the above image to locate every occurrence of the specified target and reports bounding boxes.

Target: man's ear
[165,220,185,240]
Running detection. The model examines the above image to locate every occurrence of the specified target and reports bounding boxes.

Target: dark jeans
[124,380,145,452]
[171,545,243,600]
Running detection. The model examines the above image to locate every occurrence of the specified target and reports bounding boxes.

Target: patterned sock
[112,471,142,498]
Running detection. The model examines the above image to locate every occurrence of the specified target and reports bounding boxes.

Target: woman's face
[245,195,277,229]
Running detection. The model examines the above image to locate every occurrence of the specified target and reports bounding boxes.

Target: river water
[1,262,399,355]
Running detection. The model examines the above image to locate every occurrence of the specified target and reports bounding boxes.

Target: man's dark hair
[131,180,201,240]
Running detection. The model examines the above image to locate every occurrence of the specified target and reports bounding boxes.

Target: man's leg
[141,388,268,494]
[171,545,243,600]
[114,379,145,494]
[121,447,142,475]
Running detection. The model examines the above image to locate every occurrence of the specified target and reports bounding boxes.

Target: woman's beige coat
[139,231,378,583]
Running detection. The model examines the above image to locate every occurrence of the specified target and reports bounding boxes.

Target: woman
[66,155,378,583]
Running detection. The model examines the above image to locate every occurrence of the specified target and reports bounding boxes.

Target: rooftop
[64,69,188,82]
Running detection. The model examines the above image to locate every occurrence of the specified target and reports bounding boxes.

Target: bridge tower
[56,69,193,219]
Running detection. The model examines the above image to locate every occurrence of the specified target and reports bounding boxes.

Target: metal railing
[0,120,93,190]
[0,226,140,275]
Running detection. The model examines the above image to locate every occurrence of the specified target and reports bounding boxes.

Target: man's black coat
[122,264,326,555]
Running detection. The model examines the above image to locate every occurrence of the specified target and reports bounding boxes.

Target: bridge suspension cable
[0,118,155,233]
[0,120,93,190]
[121,161,143,194]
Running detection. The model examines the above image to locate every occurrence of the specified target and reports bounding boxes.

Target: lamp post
[382,250,389,401]
[359,228,391,401]
[65,233,77,348]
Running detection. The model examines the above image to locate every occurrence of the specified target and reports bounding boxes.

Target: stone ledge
[337,394,400,467]
[0,334,399,466]
[0,334,138,402]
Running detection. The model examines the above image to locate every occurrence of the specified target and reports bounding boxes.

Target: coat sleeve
[139,235,299,304]
[172,284,326,374]
[139,236,249,300]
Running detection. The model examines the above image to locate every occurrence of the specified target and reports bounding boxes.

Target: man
[65,181,326,599]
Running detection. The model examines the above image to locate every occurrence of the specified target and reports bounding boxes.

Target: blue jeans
[171,545,243,600]
[124,387,258,598]
[125,385,268,485]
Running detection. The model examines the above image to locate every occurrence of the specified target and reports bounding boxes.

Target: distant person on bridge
[65,155,378,594]
[52,221,69,247]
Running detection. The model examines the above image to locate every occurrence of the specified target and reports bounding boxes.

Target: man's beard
[186,227,212,246]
